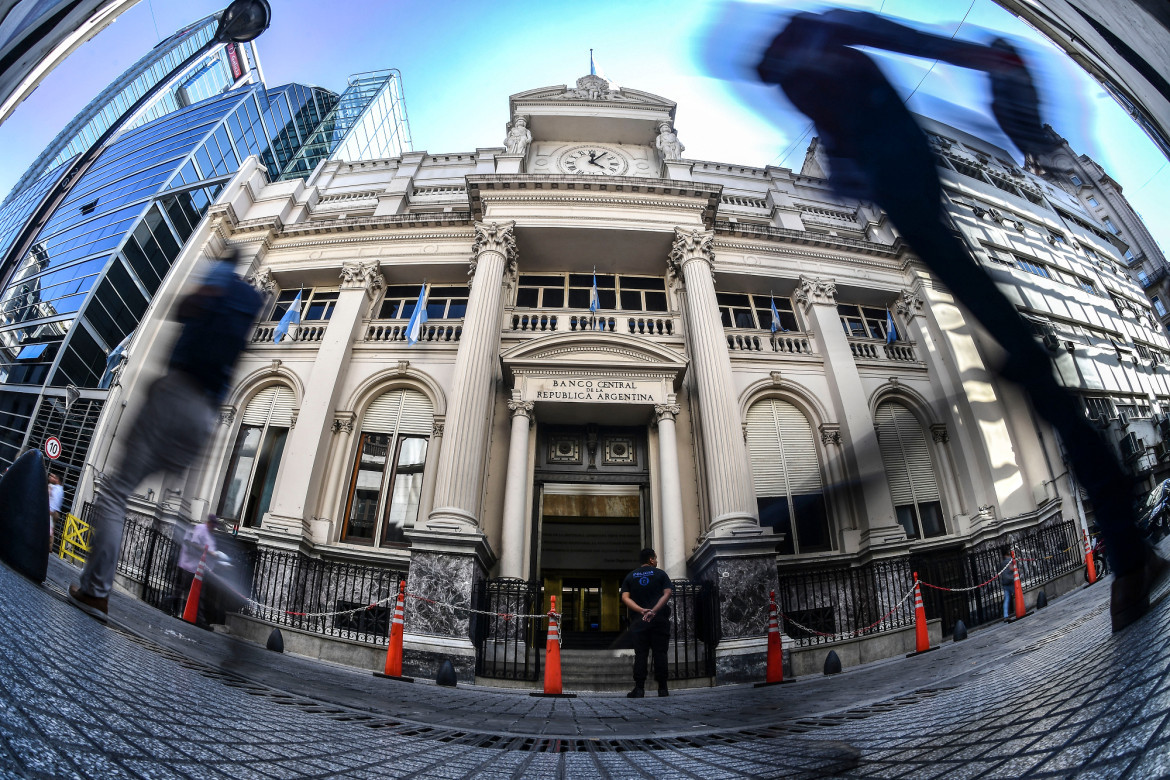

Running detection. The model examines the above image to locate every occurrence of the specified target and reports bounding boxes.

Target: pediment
[510,78,676,111]
[501,333,687,383]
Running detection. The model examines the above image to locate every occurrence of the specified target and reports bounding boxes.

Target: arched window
[746,398,831,555]
[219,386,294,528]
[875,401,945,539]
[342,389,433,546]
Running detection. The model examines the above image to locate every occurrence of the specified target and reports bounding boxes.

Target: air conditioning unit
[1118,411,1131,427]
[1042,334,1061,352]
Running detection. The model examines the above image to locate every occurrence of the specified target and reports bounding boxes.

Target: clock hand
[593,152,608,163]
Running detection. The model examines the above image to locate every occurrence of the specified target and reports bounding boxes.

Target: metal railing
[471,578,719,682]
[247,547,405,644]
[115,509,187,615]
[778,518,1084,643]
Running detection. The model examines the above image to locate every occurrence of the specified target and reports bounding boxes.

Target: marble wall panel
[405,550,477,638]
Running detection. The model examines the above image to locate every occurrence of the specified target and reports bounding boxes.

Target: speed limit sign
[44,436,62,460]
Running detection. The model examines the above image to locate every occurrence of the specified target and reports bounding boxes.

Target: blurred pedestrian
[177,514,219,628]
[69,250,262,622]
[621,548,673,698]
[755,9,1166,632]
[1000,548,1015,622]
[47,472,63,548]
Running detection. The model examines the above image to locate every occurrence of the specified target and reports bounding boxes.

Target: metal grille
[472,578,543,682]
[666,580,719,679]
[247,546,405,644]
[115,508,185,615]
[27,396,104,508]
[777,557,915,646]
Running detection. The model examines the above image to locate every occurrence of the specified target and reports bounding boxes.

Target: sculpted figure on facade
[565,73,610,100]
[247,267,277,295]
[503,115,532,156]
[468,221,518,284]
[896,290,924,318]
[339,260,384,297]
[655,122,685,162]
[795,276,838,308]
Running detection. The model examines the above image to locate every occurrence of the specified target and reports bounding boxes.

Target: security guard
[620,548,673,697]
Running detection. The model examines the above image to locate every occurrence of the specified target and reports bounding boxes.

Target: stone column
[499,400,534,578]
[262,261,382,538]
[668,228,758,535]
[404,223,512,683]
[313,413,355,543]
[654,401,687,579]
[796,276,902,545]
[415,419,444,526]
[423,221,517,532]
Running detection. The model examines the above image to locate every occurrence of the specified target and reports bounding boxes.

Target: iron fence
[779,518,1085,644]
[471,577,544,682]
[471,578,719,682]
[115,508,186,615]
[247,546,405,644]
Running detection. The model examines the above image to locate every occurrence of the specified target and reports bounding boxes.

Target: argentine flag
[273,289,302,343]
[406,284,429,345]
[589,273,601,329]
[886,307,898,345]
[770,297,787,333]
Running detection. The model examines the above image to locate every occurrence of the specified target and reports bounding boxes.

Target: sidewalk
[0,550,1166,777]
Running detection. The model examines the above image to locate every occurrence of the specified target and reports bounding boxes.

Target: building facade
[85,74,1170,684]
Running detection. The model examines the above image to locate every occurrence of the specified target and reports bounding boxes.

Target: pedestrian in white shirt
[47,473,64,547]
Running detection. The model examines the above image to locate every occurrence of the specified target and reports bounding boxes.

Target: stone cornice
[467,175,722,226]
[713,219,901,258]
[711,238,902,271]
[270,230,477,252]
[276,212,474,240]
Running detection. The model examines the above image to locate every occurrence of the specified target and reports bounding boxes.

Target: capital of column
[432,419,445,437]
[896,289,925,319]
[469,221,517,285]
[931,423,949,444]
[507,399,534,421]
[247,267,277,295]
[819,424,842,446]
[339,260,384,299]
[667,227,715,285]
[794,275,837,312]
[331,413,355,435]
[654,403,680,423]
[218,406,236,426]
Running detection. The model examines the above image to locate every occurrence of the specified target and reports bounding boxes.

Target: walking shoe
[68,585,108,623]
[658,685,669,697]
[626,686,644,698]
[1111,549,1170,633]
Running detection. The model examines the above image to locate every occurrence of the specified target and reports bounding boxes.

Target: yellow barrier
[58,514,91,564]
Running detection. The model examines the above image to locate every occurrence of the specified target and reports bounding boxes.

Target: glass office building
[278,69,411,180]
[0,80,341,495]
[0,12,259,280]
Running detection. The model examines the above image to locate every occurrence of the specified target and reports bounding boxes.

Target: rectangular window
[270,288,338,321]
[1085,397,1113,421]
[837,304,887,340]
[378,285,468,319]
[1088,196,1099,207]
[513,274,668,312]
[717,292,798,332]
[1154,296,1166,317]
[341,433,428,546]
[1014,256,1051,278]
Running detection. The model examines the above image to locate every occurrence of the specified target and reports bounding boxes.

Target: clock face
[559,146,628,176]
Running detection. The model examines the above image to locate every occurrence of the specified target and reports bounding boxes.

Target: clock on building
[558,145,628,176]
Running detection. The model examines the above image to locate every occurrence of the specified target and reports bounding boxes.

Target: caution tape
[917,559,1013,593]
[779,585,916,642]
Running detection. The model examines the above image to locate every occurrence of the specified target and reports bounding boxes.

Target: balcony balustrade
[848,336,918,363]
[724,328,815,355]
[364,319,464,344]
[250,323,327,344]
[506,309,680,339]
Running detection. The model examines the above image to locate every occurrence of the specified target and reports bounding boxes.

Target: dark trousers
[631,618,670,687]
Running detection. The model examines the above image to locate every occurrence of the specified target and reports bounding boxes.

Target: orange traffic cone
[1083,530,1098,585]
[907,572,937,656]
[1011,551,1027,619]
[755,590,793,686]
[530,594,575,698]
[374,581,413,681]
[182,546,207,624]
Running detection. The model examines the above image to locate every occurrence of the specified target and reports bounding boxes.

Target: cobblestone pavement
[1,552,1168,778]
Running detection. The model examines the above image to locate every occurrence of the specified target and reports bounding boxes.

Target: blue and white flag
[589,273,601,314]
[770,297,787,333]
[886,307,898,345]
[589,50,617,88]
[273,289,302,344]
[406,284,429,345]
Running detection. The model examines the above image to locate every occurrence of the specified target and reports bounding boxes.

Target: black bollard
[0,449,50,583]
[436,659,458,687]
[952,619,968,642]
[823,650,842,675]
[1036,590,1048,609]
[266,628,284,653]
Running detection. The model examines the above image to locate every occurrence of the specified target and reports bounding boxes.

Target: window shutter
[397,390,433,435]
[240,386,294,427]
[775,400,821,495]
[746,399,821,497]
[746,402,787,497]
[875,402,940,504]
[363,389,433,435]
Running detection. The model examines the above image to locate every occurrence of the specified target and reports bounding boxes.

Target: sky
[0,0,1166,254]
